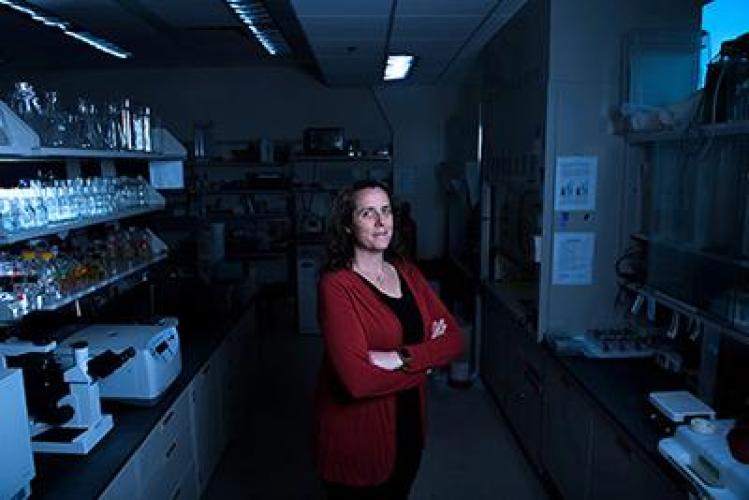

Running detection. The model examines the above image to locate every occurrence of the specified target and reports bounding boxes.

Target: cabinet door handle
[162,410,175,428]
[166,441,178,459]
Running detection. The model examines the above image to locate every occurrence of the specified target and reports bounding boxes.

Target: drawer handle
[162,410,175,428]
[171,487,182,500]
[166,441,177,459]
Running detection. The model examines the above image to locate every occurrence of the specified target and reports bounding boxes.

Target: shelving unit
[0,229,169,323]
[0,99,186,323]
[290,154,391,163]
[0,100,187,161]
[632,234,749,271]
[626,120,749,144]
[0,194,166,245]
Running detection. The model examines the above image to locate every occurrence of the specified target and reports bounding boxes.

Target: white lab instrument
[62,318,181,404]
[0,368,35,499]
[660,419,749,499]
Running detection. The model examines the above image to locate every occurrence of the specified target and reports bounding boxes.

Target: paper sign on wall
[149,160,184,189]
[552,232,595,285]
[554,156,597,211]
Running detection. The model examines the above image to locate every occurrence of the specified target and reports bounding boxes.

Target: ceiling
[0,0,526,86]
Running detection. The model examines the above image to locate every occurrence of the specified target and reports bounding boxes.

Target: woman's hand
[431,318,446,339]
[368,350,403,371]
[367,318,445,372]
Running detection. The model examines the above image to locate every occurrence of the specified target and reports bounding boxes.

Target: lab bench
[482,282,689,499]
[29,280,259,499]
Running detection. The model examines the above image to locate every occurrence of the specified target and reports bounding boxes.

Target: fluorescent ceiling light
[223,0,289,56]
[384,55,416,81]
[0,0,130,59]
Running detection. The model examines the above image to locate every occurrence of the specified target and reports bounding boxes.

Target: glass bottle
[41,91,68,147]
[120,98,133,150]
[103,103,121,150]
[132,106,145,151]
[143,107,152,152]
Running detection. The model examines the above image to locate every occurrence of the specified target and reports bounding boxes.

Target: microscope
[0,320,134,455]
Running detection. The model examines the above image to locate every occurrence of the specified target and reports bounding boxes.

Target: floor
[204,312,548,500]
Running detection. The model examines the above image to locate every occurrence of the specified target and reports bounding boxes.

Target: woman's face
[350,187,393,252]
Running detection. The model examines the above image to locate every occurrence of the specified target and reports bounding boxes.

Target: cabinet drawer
[141,422,195,499]
[589,412,685,500]
[167,460,199,500]
[98,456,138,500]
[543,370,593,500]
[139,389,192,487]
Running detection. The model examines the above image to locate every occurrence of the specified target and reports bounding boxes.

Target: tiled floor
[204,325,547,500]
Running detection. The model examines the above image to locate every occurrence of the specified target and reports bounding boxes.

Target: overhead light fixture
[224,0,290,56]
[0,0,131,59]
[383,55,416,81]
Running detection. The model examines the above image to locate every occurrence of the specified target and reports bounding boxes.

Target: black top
[358,269,425,456]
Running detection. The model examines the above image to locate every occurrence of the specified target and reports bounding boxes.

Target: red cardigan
[313,260,464,486]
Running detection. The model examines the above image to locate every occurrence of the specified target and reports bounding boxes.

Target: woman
[313,180,464,499]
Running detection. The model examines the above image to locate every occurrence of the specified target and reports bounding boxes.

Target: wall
[539,0,701,335]
[1,66,467,258]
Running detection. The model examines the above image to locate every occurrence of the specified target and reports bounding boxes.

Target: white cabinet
[140,389,196,499]
[190,345,229,493]
[98,308,258,499]
[169,460,200,500]
[98,387,195,500]
[222,310,255,434]
[98,455,139,500]
[542,370,594,500]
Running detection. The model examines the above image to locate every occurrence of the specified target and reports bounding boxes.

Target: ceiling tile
[396,0,496,17]
[298,15,389,40]
[389,38,464,55]
[141,0,236,27]
[292,0,393,17]
[311,43,384,60]
[391,15,483,40]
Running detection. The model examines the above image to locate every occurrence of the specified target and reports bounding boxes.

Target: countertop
[483,282,688,481]
[551,354,685,457]
[29,272,257,500]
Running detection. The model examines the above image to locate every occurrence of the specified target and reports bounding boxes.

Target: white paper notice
[552,232,595,285]
[554,156,597,211]
[149,160,185,189]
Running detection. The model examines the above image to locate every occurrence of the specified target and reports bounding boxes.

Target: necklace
[353,262,387,286]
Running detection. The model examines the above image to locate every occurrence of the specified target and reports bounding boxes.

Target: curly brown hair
[323,180,405,271]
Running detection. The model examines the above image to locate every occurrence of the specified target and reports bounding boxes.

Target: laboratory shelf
[629,233,749,271]
[0,229,168,323]
[291,155,392,162]
[34,146,183,161]
[0,201,166,245]
[626,120,749,144]
[0,100,186,160]
[38,252,168,312]
[620,282,749,347]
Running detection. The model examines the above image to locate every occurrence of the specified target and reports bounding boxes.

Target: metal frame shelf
[0,227,168,324]
[626,120,749,144]
[0,100,186,161]
[0,201,166,245]
[620,281,749,347]
[39,252,168,312]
